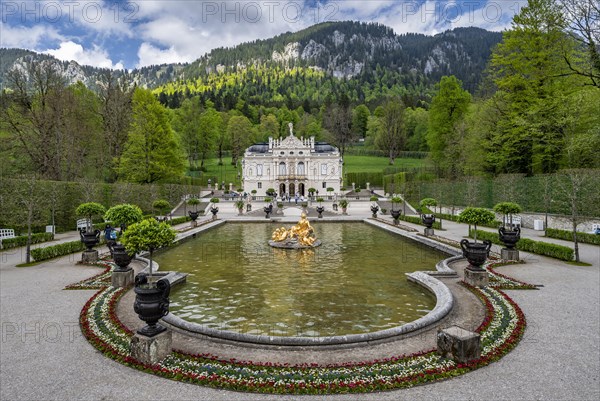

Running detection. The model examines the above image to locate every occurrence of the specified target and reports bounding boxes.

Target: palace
[242,124,343,198]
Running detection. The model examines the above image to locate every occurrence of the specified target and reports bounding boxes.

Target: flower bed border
[77,261,531,395]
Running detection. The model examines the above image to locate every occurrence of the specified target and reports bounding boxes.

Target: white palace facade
[242,124,343,198]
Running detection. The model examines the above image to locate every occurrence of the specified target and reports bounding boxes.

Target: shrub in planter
[457,207,496,269]
[152,200,172,218]
[121,219,176,276]
[104,204,143,231]
[76,202,106,232]
[493,202,522,229]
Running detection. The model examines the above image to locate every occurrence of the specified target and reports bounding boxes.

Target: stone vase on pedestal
[499,226,520,261]
[111,244,134,287]
[80,229,100,263]
[316,206,324,218]
[421,214,435,236]
[460,239,492,287]
[370,205,379,218]
[210,207,219,220]
[391,210,401,225]
[133,274,171,337]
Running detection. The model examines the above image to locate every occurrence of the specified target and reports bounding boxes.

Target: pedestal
[464,268,489,287]
[81,250,98,264]
[424,228,435,236]
[190,221,198,228]
[130,330,172,365]
[501,248,519,261]
[437,326,481,363]
[111,268,134,288]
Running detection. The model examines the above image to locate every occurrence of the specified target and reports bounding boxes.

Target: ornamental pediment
[277,135,307,149]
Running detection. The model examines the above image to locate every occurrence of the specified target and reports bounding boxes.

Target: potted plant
[316,197,325,218]
[326,187,335,200]
[494,202,522,250]
[187,198,201,221]
[263,197,273,218]
[339,199,349,215]
[276,202,284,215]
[76,202,106,251]
[121,219,176,337]
[266,188,276,197]
[234,200,245,215]
[391,196,402,224]
[457,207,496,270]
[152,199,172,222]
[370,196,379,218]
[209,197,219,219]
[308,188,316,199]
[104,204,144,270]
[251,189,257,200]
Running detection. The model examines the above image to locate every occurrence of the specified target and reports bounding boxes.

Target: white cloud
[0,24,64,49]
[44,41,124,69]
[136,42,192,67]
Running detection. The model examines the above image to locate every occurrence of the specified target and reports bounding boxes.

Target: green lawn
[343,155,430,173]
[188,157,242,188]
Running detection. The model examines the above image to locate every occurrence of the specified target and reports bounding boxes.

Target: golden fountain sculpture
[269,213,322,249]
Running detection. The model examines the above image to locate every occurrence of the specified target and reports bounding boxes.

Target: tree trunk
[572,218,579,263]
[26,205,33,264]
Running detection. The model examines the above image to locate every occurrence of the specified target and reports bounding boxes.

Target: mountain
[0,22,502,106]
[183,22,500,84]
[0,48,185,91]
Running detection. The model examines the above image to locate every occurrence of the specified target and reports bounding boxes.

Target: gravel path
[1,214,599,400]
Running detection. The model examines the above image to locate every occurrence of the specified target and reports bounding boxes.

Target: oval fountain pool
[154,222,448,339]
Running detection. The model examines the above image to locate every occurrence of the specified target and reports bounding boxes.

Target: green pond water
[154,222,446,337]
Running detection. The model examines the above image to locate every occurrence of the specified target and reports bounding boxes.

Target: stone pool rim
[155,218,459,346]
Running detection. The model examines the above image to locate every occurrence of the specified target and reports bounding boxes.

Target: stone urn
[391,210,402,225]
[499,226,520,249]
[80,229,100,251]
[111,243,132,271]
[133,274,171,337]
[264,204,273,218]
[210,206,219,219]
[332,203,338,212]
[460,239,492,271]
[188,211,200,221]
[316,206,325,218]
[421,214,436,229]
[370,205,379,218]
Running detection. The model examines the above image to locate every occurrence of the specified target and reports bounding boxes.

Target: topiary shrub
[457,207,497,242]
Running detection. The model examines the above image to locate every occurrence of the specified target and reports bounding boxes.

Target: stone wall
[437,206,600,233]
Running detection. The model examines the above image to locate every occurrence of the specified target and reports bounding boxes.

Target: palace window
[258,182,262,189]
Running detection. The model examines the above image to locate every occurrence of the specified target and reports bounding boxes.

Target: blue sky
[0,1,526,70]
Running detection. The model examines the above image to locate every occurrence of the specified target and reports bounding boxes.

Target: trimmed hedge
[345,172,384,187]
[167,216,192,226]
[398,214,442,230]
[469,229,574,261]
[383,172,407,195]
[1,232,54,250]
[30,240,86,261]
[30,238,106,262]
[546,228,600,246]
